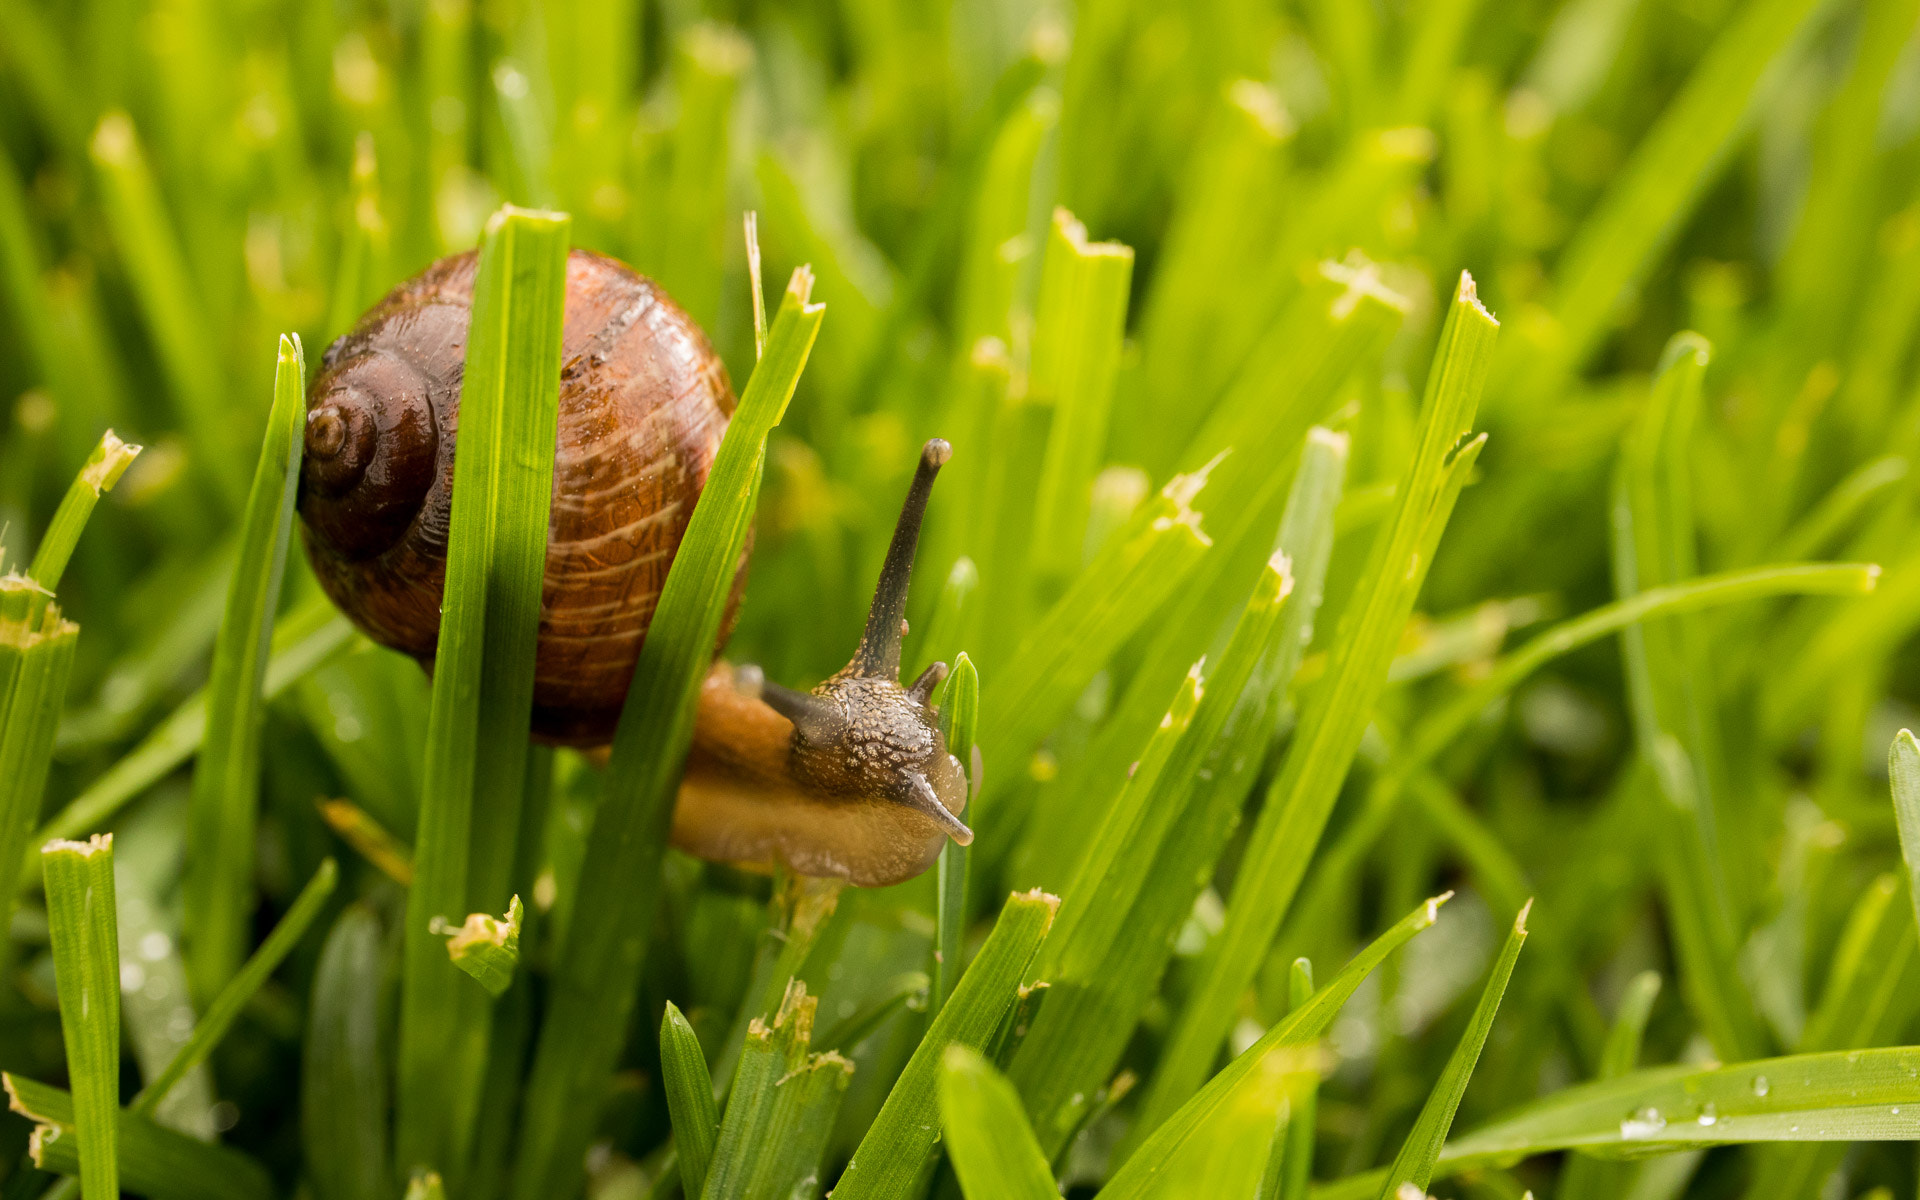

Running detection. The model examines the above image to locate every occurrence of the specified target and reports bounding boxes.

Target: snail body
[300,249,968,886]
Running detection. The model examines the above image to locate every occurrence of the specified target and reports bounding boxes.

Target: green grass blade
[1375,902,1530,1198]
[1889,730,1920,934]
[183,333,307,1003]
[136,858,337,1116]
[324,134,391,343]
[27,431,141,591]
[1153,274,1498,1126]
[1098,895,1450,1199]
[31,598,352,855]
[40,835,120,1200]
[405,1171,446,1200]
[0,593,79,938]
[511,268,823,1200]
[832,889,1058,1200]
[935,652,980,1014]
[6,1074,273,1200]
[1522,0,1825,387]
[1014,551,1299,1154]
[1027,208,1134,586]
[86,112,243,509]
[939,1045,1057,1200]
[1262,959,1317,1200]
[711,877,843,1094]
[661,1002,720,1199]
[979,464,1214,768]
[397,205,570,1179]
[1611,332,1764,1061]
[702,982,853,1200]
[1319,1046,1920,1199]
[653,25,751,331]
[304,905,390,1200]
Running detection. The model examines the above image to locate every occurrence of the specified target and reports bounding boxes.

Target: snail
[297,249,970,886]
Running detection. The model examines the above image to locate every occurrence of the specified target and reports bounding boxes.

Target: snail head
[298,349,442,561]
[751,439,971,845]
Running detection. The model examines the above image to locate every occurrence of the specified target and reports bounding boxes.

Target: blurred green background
[5,0,1920,1196]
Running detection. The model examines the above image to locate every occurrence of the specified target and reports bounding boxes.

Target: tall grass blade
[184,332,306,1003]
[87,112,242,508]
[939,1046,1056,1200]
[1028,208,1134,586]
[1560,971,1662,1200]
[1889,730,1920,933]
[702,981,853,1200]
[935,652,980,1014]
[27,431,140,590]
[1152,274,1498,1124]
[304,905,390,1200]
[832,889,1057,1200]
[0,588,79,938]
[1375,902,1529,1198]
[41,835,120,1200]
[660,1002,720,1199]
[1098,894,1450,1198]
[511,268,823,1200]
[1319,1046,1920,1198]
[397,206,570,1179]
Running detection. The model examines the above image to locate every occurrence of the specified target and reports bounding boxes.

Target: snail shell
[298,249,745,745]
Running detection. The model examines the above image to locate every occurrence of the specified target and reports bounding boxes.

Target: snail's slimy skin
[298,249,742,745]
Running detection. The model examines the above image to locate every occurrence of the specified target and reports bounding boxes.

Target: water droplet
[1789,1124,1800,1133]
[1892,1107,1902,1116]
[1696,1103,1718,1127]
[1752,1075,1770,1097]
[1619,1107,1666,1140]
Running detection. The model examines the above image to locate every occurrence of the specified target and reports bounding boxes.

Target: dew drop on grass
[1752,1075,1770,1097]
[1619,1107,1666,1139]
[1696,1103,1717,1127]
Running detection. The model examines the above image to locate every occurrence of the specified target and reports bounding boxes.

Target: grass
[4,0,1920,1198]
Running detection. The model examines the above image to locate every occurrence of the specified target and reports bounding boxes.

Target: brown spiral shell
[298,249,745,745]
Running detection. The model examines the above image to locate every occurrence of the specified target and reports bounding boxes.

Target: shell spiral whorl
[298,248,743,745]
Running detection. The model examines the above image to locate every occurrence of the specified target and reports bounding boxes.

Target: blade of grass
[1149,273,1498,1128]
[317,798,415,884]
[1610,332,1765,1061]
[1318,1046,1920,1199]
[939,1045,1057,1200]
[6,1074,272,1200]
[511,268,823,1200]
[816,971,930,1055]
[1739,873,1920,1200]
[702,981,853,1200]
[661,1002,719,1200]
[1889,730,1920,932]
[1261,958,1317,1200]
[397,205,570,1179]
[711,874,843,1095]
[87,112,243,509]
[304,905,390,1200]
[137,858,337,1115]
[832,889,1058,1200]
[1098,894,1450,1199]
[1375,902,1530,1198]
[30,597,352,856]
[935,652,980,1014]
[26,431,140,591]
[1516,0,1826,390]
[41,835,119,1200]
[184,332,306,1003]
[1027,208,1134,587]
[0,589,79,943]
[325,133,391,342]
[1014,550,1299,1153]
[653,25,751,331]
